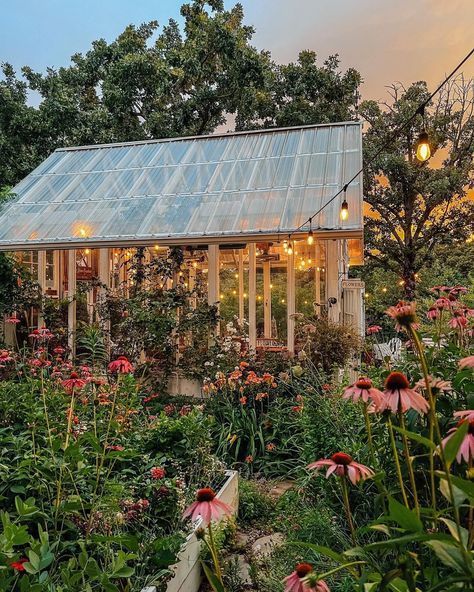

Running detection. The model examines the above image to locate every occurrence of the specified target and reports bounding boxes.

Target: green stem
[387,416,409,508]
[340,476,356,545]
[363,402,376,467]
[316,561,366,580]
[55,388,76,517]
[408,326,471,570]
[207,522,223,583]
[398,410,420,516]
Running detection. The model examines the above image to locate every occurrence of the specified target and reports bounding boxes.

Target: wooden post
[189,264,197,310]
[248,243,256,350]
[314,241,321,317]
[208,244,220,335]
[238,250,244,324]
[98,248,110,341]
[68,250,77,356]
[37,250,47,327]
[263,260,272,338]
[287,247,295,353]
[325,239,340,323]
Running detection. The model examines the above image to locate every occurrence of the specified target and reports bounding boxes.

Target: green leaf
[443,421,468,465]
[439,518,469,547]
[290,542,345,563]
[388,497,423,532]
[439,478,467,507]
[436,472,474,503]
[424,540,466,573]
[201,561,225,592]
[392,425,436,450]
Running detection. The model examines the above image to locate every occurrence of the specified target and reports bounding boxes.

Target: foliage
[0,341,223,591]
[360,79,474,298]
[0,1,361,188]
[237,479,274,527]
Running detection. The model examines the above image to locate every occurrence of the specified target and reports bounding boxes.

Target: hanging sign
[342,279,365,290]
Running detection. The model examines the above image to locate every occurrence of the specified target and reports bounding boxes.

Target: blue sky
[2,0,473,101]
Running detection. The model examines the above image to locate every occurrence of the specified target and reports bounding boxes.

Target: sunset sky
[1,0,473,103]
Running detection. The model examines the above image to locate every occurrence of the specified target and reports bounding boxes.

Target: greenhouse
[0,122,365,355]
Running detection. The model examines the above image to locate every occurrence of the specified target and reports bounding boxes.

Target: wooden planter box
[142,470,239,592]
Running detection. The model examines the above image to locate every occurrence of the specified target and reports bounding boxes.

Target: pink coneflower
[459,356,474,369]
[415,375,452,393]
[430,286,451,294]
[0,350,14,364]
[308,452,374,484]
[448,312,467,329]
[182,487,232,527]
[29,358,51,368]
[435,297,452,310]
[62,372,87,393]
[441,419,474,464]
[385,301,419,332]
[108,356,134,374]
[366,325,382,335]
[29,326,54,340]
[426,306,440,320]
[53,346,66,355]
[449,285,468,296]
[5,315,20,324]
[454,409,474,422]
[381,371,429,414]
[343,377,383,405]
[284,563,330,592]
[150,467,166,480]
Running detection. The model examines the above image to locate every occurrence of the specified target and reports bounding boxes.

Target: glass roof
[0,123,363,249]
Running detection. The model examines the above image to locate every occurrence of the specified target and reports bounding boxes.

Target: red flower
[108,356,134,374]
[5,315,20,324]
[150,467,166,479]
[62,372,87,393]
[245,455,253,463]
[107,444,125,451]
[10,558,28,571]
[343,377,383,406]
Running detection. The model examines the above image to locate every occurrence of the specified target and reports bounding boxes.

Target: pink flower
[385,301,419,332]
[448,312,467,329]
[454,409,474,422]
[107,444,124,451]
[29,326,54,340]
[308,452,374,484]
[0,350,14,364]
[366,325,382,335]
[284,563,330,592]
[380,371,429,414]
[150,467,166,480]
[441,418,474,464]
[182,487,232,527]
[108,356,134,374]
[53,346,66,355]
[426,306,440,320]
[414,375,452,393]
[459,356,474,370]
[343,377,383,405]
[449,285,468,296]
[435,297,452,310]
[5,315,20,324]
[62,372,87,393]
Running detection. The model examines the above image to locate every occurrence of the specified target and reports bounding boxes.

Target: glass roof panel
[0,122,363,248]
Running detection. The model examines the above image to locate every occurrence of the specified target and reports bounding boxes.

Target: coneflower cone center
[355,377,372,390]
[331,452,353,465]
[196,487,216,502]
[70,372,80,379]
[385,371,410,391]
[295,563,313,578]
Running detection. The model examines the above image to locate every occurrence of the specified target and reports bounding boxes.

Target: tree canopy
[360,79,474,298]
[0,0,361,188]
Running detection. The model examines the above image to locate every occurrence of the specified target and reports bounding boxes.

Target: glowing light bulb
[340,199,349,221]
[193,261,197,268]
[307,259,312,264]
[281,298,285,303]
[84,248,90,255]
[287,242,293,255]
[307,230,314,245]
[416,131,431,162]
[382,287,387,293]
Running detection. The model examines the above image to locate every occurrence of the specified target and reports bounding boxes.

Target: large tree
[0,0,361,188]
[360,79,474,298]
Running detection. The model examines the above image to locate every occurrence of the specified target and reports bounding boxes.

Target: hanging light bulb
[416,131,431,161]
[287,242,293,255]
[283,239,288,251]
[307,218,314,245]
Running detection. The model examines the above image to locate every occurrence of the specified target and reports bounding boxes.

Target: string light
[279,48,474,245]
[382,287,387,293]
[415,106,431,162]
[340,185,349,221]
[287,240,293,256]
[307,218,314,245]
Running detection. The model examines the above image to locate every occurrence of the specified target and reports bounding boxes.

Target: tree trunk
[402,269,416,300]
